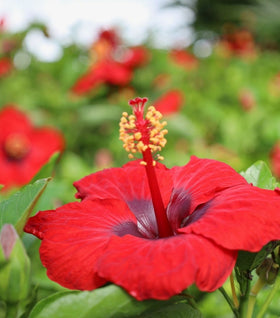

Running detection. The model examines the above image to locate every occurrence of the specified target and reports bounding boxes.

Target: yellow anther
[136,141,148,152]
[120,117,127,123]
[148,106,155,112]
[157,155,164,161]
[128,153,134,159]
[136,141,143,151]
[150,129,157,137]
[140,161,147,166]
[122,112,128,117]
[159,140,167,148]
[134,132,142,140]
[150,137,159,144]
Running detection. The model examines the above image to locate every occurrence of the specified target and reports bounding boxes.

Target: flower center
[4,133,31,160]
[119,97,173,238]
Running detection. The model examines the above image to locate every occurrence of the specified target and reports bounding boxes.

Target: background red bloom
[0,105,64,190]
[169,49,198,70]
[72,28,149,95]
[72,60,132,95]
[153,90,184,115]
[219,29,256,58]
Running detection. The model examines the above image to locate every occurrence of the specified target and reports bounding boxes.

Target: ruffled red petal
[74,160,173,237]
[167,156,248,230]
[24,199,138,290]
[179,185,280,252]
[96,233,236,300]
[75,160,171,202]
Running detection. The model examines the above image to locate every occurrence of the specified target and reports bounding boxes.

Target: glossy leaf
[140,302,202,318]
[235,241,280,295]
[28,285,180,318]
[240,160,279,189]
[0,178,51,235]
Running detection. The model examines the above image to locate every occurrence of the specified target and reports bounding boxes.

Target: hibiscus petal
[24,199,141,290]
[179,185,280,252]
[74,160,173,238]
[95,233,236,300]
[167,156,248,230]
[0,106,32,140]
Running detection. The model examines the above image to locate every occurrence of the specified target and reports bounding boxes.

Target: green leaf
[28,285,181,318]
[0,178,51,235]
[238,241,280,272]
[240,160,279,190]
[31,152,61,183]
[139,302,202,318]
[235,241,280,295]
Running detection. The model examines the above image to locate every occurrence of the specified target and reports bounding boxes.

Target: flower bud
[0,224,30,303]
[256,258,279,285]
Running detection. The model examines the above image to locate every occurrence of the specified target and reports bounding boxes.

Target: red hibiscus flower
[72,29,148,95]
[25,98,280,300]
[0,57,13,77]
[72,59,132,95]
[0,105,64,190]
[153,90,184,115]
[169,49,198,70]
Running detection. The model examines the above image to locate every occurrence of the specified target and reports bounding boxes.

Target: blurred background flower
[0,105,64,191]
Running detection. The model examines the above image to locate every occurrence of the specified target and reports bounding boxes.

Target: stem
[230,273,240,309]
[256,275,280,318]
[142,149,173,238]
[219,286,240,318]
[246,278,266,318]
[238,276,251,318]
